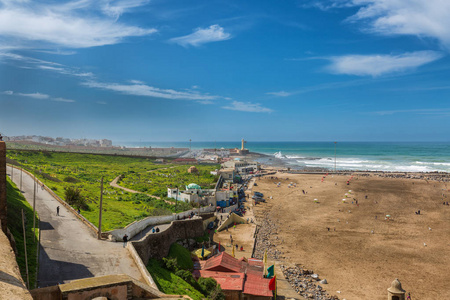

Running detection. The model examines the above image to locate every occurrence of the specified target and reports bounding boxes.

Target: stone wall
[132,218,204,265]
[106,205,215,241]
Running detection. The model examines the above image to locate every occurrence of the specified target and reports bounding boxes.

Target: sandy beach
[248,172,450,299]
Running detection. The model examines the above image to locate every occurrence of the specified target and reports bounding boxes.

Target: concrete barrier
[127,242,158,290]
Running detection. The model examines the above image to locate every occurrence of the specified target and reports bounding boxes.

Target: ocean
[120,141,450,173]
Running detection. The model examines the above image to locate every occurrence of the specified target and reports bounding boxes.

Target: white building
[222,159,260,174]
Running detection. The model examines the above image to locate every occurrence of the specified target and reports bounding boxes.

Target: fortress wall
[131,218,204,265]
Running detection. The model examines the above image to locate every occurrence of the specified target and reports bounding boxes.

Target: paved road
[7,166,143,288]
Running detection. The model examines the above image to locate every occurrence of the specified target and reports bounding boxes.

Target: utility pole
[98,177,103,240]
[334,142,337,173]
[33,175,36,242]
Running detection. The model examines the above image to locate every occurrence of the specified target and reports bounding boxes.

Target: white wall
[105,205,216,241]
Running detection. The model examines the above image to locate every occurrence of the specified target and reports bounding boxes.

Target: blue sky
[1,0,450,143]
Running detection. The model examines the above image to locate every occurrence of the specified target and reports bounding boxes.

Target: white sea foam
[273,150,450,172]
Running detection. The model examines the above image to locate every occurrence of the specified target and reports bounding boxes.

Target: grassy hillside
[168,243,194,270]
[6,150,218,230]
[6,177,39,289]
[147,259,204,300]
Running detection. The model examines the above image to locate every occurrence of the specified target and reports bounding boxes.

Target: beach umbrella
[314,199,318,203]
[386,215,391,218]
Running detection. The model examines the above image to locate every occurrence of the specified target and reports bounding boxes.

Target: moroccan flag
[218,242,221,253]
[269,276,276,291]
[267,265,274,278]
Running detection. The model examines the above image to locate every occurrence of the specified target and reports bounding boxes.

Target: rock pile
[253,212,283,260]
[280,265,339,300]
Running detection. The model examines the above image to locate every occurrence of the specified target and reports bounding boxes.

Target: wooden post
[35,221,40,289]
[98,177,103,240]
[21,209,30,289]
[33,175,36,242]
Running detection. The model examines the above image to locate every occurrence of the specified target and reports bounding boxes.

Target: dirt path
[110,166,177,204]
[7,166,143,288]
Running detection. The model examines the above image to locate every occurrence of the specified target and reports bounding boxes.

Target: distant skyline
[1,0,450,142]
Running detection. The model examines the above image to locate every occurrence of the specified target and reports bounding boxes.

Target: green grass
[168,243,194,270]
[6,177,39,289]
[6,150,219,231]
[147,259,204,300]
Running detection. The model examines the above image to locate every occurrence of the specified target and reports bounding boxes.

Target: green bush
[64,186,89,210]
[168,243,194,270]
[64,176,79,183]
[162,257,179,272]
[198,277,225,300]
[147,259,204,300]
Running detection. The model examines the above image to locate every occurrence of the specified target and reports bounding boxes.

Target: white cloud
[16,92,50,99]
[317,0,450,49]
[52,97,75,103]
[326,51,443,76]
[0,0,156,49]
[101,0,151,19]
[222,101,273,113]
[2,90,75,102]
[170,25,231,47]
[266,91,292,97]
[83,80,219,101]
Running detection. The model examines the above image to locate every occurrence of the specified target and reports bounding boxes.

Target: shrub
[64,176,80,183]
[41,172,61,182]
[162,257,179,272]
[168,243,194,270]
[198,277,225,300]
[64,186,89,210]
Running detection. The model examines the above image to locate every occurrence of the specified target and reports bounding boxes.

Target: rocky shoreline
[253,212,340,299]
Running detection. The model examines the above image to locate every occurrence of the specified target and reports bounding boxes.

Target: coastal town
[2,137,447,300]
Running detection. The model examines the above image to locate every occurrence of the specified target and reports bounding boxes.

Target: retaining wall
[131,218,204,265]
[105,205,215,241]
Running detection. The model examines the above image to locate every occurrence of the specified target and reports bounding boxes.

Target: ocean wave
[290,158,450,172]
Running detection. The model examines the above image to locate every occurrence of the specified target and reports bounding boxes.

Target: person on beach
[407,292,411,300]
[56,206,60,216]
[123,234,128,247]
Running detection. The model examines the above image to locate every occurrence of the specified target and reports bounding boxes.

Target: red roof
[243,276,273,297]
[199,253,272,297]
[199,270,244,291]
[203,252,245,273]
